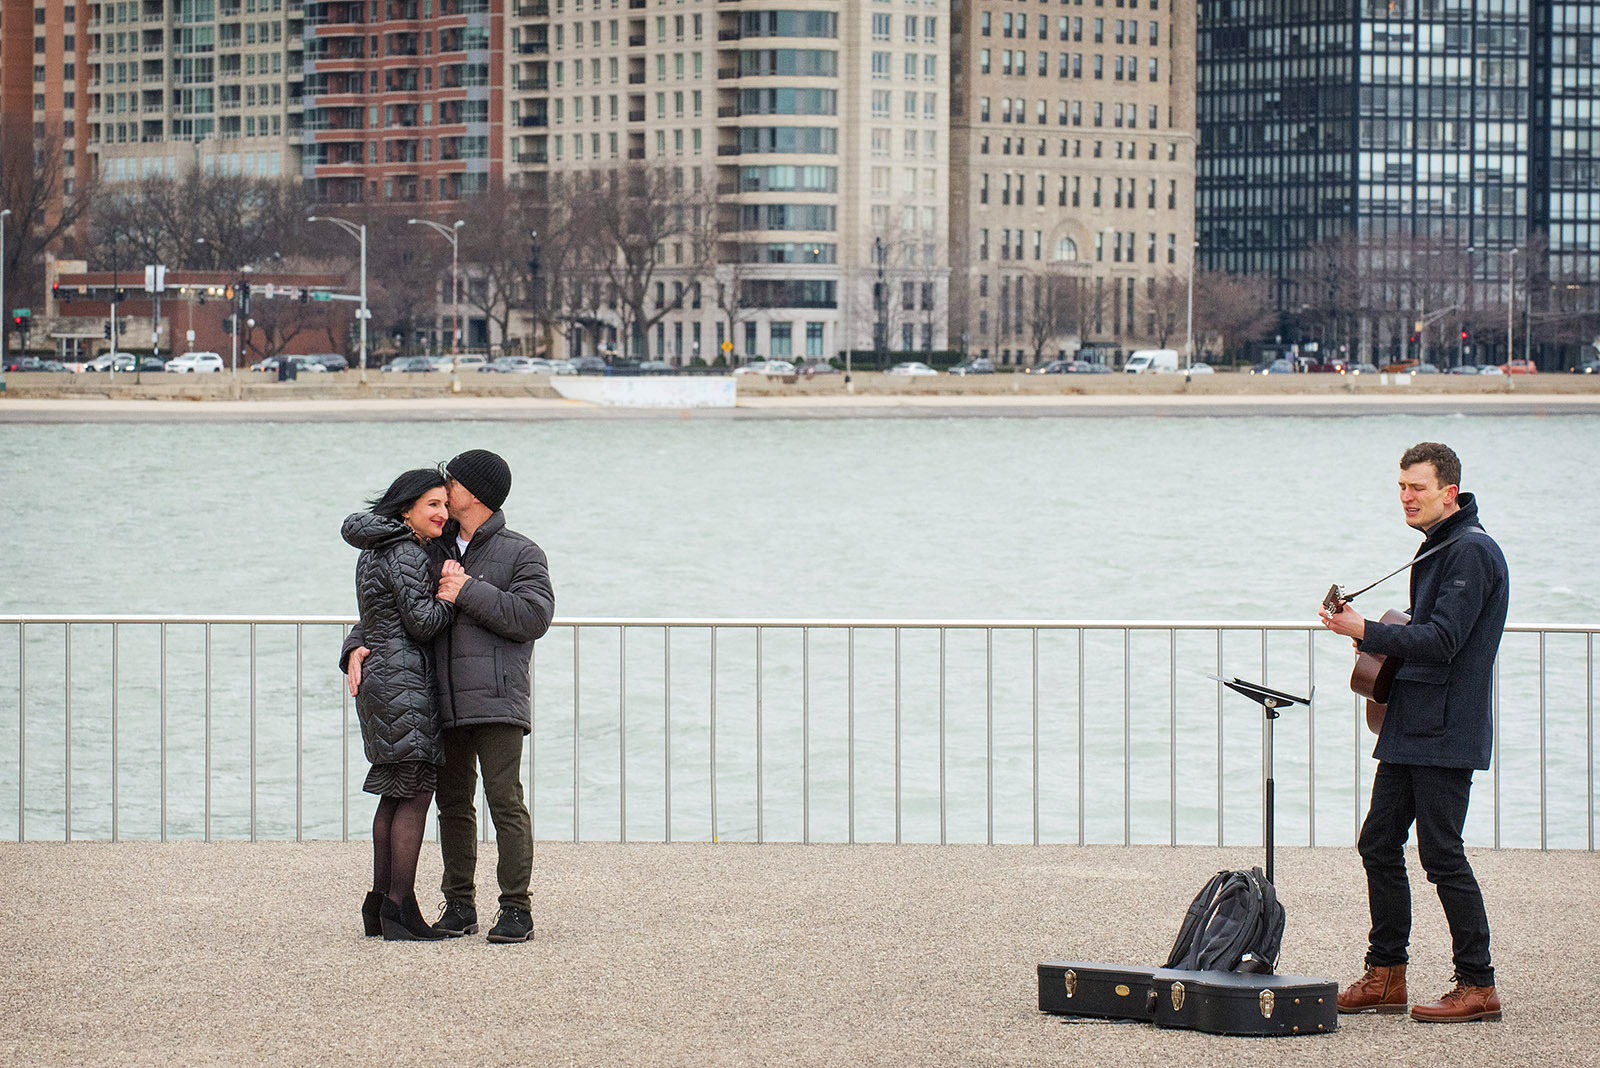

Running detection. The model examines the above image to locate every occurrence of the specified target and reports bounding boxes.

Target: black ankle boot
[381,894,449,941]
[361,891,384,937]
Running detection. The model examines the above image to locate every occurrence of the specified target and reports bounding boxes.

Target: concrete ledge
[1,841,1593,1067]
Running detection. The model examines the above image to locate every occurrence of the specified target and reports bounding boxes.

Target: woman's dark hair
[366,468,448,520]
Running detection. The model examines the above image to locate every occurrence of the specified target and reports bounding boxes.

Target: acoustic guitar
[1323,584,1408,734]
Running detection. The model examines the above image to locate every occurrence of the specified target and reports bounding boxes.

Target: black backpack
[1162,866,1286,974]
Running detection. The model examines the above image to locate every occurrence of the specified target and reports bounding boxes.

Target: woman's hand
[439,559,467,602]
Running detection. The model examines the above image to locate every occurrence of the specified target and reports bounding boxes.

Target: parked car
[1573,360,1600,375]
[1380,359,1418,373]
[481,356,540,373]
[639,360,674,373]
[798,360,839,375]
[1064,360,1112,374]
[86,352,139,373]
[383,355,436,373]
[1183,362,1216,374]
[253,356,327,373]
[167,351,224,373]
[733,360,773,375]
[1447,364,1483,375]
[1347,362,1379,375]
[947,357,995,375]
[452,355,487,371]
[573,355,608,374]
[1499,359,1538,374]
[545,359,577,375]
[1478,364,1504,376]
[301,353,349,372]
[137,357,166,372]
[886,361,938,376]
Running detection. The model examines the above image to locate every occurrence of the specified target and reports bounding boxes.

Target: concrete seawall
[2,841,1595,1067]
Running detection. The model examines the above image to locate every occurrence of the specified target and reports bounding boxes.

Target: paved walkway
[3,842,1595,1067]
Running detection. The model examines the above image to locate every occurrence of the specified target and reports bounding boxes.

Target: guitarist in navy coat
[1320,442,1509,1025]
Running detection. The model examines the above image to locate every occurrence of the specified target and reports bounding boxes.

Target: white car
[167,351,224,373]
[886,361,938,376]
[87,352,139,372]
[545,359,577,375]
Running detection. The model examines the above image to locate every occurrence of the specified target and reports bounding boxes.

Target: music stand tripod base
[1208,676,1310,885]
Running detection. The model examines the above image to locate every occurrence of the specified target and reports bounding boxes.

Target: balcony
[628,109,645,121]
[519,114,549,127]
[515,149,549,164]
[628,72,645,84]
[513,0,550,14]
[628,34,646,46]
[518,41,550,54]
[628,146,645,158]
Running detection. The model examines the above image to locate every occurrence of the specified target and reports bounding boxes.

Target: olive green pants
[437,723,533,912]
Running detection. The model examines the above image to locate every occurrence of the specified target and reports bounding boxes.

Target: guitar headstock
[1322,583,1347,614]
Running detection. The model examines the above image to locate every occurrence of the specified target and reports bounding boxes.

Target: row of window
[870,13,937,43]
[869,167,942,200]
[976,227,1179,265]
[988,15,1159,45]
[981,96,1161,129]
[869,51,940,80]
[977,134,1182,165]
[867,128,941,159]
[978,172,1179,210]
[980,49,1158,82]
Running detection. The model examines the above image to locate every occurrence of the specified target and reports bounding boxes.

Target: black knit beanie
[447,449,512,511]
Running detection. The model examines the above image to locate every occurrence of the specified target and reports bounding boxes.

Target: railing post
[847,626,854,845]
[64,624,71,842]
[111,623,119,843]
[341,624,349,843]
[250,623,257,842]
[985,627,993,846]
[938,627,946,846]
[620,625,627,845]
[205,623,212,842]
[1077,628,1086,847]
[573,625,581,844]
[893,626,901,846]
[710,626,718,843]
[160,623,168,841]
[802,626,810,845]
[16,622,24,843]
[296,623,304,843]
[1033,628,1040,847]
[756,626,764,845]
[662,627,670,845]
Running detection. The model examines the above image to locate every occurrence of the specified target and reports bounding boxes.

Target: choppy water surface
[1,413,1596,846]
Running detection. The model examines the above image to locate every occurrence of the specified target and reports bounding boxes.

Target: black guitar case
[1150,968,1338,1037]
[1037,961,1156,1021]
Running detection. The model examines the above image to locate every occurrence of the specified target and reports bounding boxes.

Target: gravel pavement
[3,842,1596,1067]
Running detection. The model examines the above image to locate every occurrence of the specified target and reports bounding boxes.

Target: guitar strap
[1339,525,1486,604]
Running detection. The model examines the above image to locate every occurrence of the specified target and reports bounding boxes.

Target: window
[770,322,791,357]
[872,13,890,40]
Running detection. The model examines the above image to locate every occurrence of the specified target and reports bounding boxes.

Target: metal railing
[0,615,1593,851]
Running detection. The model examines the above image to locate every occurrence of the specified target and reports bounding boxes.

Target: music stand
[1209,676,1310,885]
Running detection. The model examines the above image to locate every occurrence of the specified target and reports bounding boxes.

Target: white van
[1123,349,1180,374]
[168,351,224,373]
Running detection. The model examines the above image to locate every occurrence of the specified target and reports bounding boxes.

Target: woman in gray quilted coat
[342,468,457,941]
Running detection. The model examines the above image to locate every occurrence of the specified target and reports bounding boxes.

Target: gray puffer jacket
[341,510,554,735]
[343,512,455,766]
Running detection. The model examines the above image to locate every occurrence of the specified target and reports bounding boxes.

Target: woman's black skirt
[363,760,438,798]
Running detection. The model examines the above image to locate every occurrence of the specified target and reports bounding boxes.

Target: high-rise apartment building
[1196,0,1600,366]
[86,0,305,182]
[948,0,1197,366]
[0,0,90,193]
[508,0,950,364]
[302,0,505,203]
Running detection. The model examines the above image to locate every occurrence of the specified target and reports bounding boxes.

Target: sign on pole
[144,265,167,293]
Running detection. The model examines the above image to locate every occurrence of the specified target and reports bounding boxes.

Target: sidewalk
[3,842,1595,1067]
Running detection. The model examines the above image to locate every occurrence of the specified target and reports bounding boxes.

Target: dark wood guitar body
[1350,609,1410,734]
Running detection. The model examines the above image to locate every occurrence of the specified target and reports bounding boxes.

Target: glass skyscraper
[1196,0,1599,367]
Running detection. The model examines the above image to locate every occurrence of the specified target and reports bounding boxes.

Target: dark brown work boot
[1410,980,1501,1023]
[1337,964,1408,1014]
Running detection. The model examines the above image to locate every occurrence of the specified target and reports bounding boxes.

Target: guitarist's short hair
[1400,442,1461,489]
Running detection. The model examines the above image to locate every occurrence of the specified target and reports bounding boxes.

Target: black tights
[372,791,434,905]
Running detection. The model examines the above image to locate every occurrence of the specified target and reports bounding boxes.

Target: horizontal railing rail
[1,615,1593,851]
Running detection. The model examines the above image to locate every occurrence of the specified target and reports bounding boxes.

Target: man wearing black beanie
[343,448,554,943]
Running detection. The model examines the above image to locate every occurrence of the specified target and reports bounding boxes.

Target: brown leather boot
[1336,964,1408,1014]
[1410,981,1501,1023]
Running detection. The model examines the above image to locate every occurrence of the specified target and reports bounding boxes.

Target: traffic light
[1460,330,1469,342]
[10,314,20,328]
[1409,333,1419,345]
[103,322,111,339]
[239,281,251,312]
[224,284,234,300]
[299,287,309,303]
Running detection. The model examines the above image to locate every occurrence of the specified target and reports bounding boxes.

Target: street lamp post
[1507,247,1519,383]
[0,208,11,361]
[308,215,369,382]
[1184,239,1198,374]
[873,236,886,370]
[408,218,465,369]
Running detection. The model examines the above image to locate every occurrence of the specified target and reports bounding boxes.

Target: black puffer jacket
[343,512,456,766]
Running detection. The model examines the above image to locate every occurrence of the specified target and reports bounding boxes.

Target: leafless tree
[1192,270,1275,363]
[90,173,314,271]
[1016,267,1094,364]
[443,184,540,352]
[1143,271,1188,350]
[240,286,343,364]
[570,163,705,358]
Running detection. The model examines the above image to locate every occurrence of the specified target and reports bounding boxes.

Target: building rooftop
[3,841,1593,1066]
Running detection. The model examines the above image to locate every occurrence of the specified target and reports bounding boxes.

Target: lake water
[1,412,1596,847]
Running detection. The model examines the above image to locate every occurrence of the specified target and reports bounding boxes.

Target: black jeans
[1358,761,1493,987]
[437,723,533,912]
